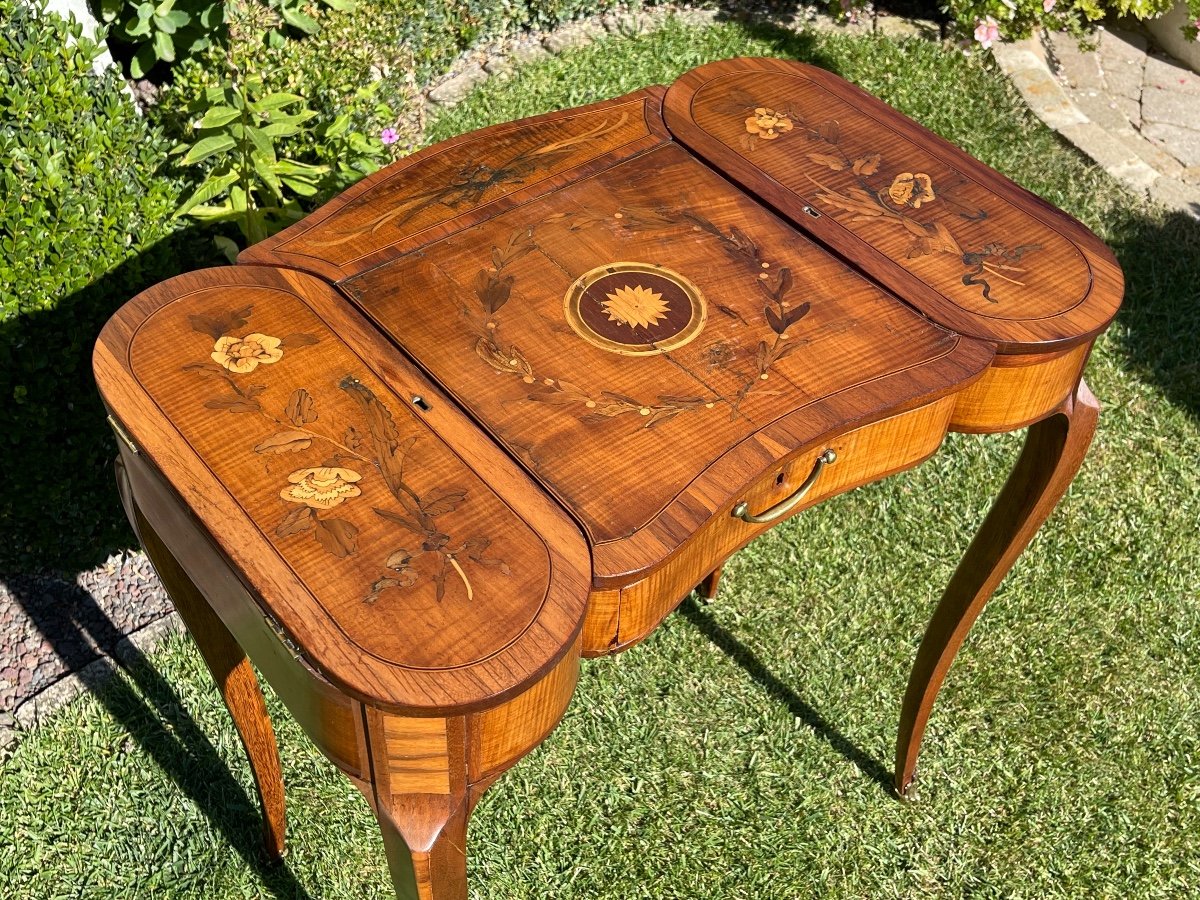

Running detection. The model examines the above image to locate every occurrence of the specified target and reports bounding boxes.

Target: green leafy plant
[173,74,329,254]
[0,0,214,568]
[171,1,383,257]
[310,82,388,195]
[263,0,357,48]
[99,0,358,79]
[98,0,224,78]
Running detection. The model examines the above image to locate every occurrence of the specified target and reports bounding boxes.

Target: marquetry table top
[94,58,1122,717]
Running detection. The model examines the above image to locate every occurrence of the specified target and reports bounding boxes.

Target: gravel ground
[0,551,171,721]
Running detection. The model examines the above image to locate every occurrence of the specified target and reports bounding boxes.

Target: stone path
[420,4,939,116]
[995,27,1200,218]
[0,553,182,752]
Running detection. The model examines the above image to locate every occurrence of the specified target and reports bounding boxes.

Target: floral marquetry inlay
[281,466,363,509]
[458,208,815,430]
[744,107,793,141]
[181,305,507,606]
[718,87,1045,304]
[602,284,669,330]
[210,333,284,373]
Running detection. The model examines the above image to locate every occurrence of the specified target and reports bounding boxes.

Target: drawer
[582,395,958,654]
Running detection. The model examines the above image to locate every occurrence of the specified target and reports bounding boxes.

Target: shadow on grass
[4,575,313,898]
[0,226,317,892]
[1102,207,1200,420]
[677,596,894,793]
[0,224,225,576]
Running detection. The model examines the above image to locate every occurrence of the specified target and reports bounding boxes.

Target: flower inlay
[745,107,794,140]
[726,93,1043,303]
[211,333,283,373]
[887,172,935,209]
[281,466,363,509]
[603,284,669,329]
[183,306,506,600]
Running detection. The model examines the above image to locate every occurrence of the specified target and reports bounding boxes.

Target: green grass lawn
[4,15,1199,899]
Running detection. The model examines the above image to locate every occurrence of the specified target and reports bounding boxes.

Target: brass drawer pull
[731,449,837,524]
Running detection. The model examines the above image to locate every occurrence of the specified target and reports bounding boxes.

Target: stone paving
[0,553,182,753]
[995,27,1200,218]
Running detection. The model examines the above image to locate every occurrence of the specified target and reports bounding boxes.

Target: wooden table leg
[125,488,288,860]
[894,379,1100,798]
[362,713,484,900]
[374,794,469,900]
[698,564,725,601]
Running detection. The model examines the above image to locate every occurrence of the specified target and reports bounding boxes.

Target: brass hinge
[263,613,305,663]
[106,415,139,455]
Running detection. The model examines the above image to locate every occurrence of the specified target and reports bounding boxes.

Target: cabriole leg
[374,794,470,900]
[895,380,1100,798]
[119,462,288,860]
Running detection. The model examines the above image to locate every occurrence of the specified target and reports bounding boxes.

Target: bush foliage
[159,0,664,153]
[0,0,217,570]
[0,0,180,320]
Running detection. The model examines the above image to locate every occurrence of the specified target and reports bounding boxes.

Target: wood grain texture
[467,633,580,781]
[663,57,1124,355]
[95,265,590,715]
[365,718,468,900]
[92,57,1128,899]
[342,140,994,587]
[895,380,1099,797]
[381,716,453,796]
[240,88,671,281]
[374,794,469,900]
[950,342,1091,433]
[585,396,959,655]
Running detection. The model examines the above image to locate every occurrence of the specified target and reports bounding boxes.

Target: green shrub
[0,1,180,320]
[840,0,1200,46]
[157,0,667,155]
[0,0,218,570]
[97,0,357,79]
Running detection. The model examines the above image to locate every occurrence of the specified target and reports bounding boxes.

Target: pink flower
[380,128,398,145]
[1043,0,1056,11]
[974,16,1001,49]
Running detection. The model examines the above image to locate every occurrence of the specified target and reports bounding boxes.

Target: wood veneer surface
[96,266,590,714]
[663,58,1123,354]
[342,141,993,582]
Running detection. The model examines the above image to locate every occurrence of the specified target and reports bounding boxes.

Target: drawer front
[583,395,957,654]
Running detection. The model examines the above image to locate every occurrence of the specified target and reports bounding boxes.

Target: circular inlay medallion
[563,262,707,356]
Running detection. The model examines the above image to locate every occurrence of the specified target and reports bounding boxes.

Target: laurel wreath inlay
[464,206,814,428]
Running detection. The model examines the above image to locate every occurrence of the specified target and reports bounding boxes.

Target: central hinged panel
[340,142,969,560]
